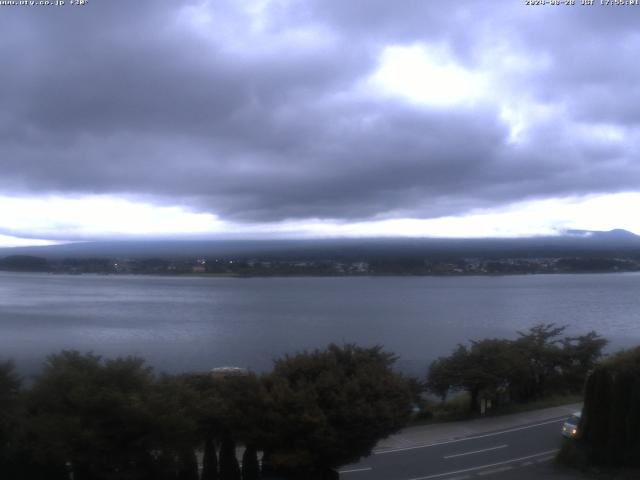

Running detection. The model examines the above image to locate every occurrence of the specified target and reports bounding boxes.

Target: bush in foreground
[580,347,640,467]
[0,344,413,479]
[261,344,413,479]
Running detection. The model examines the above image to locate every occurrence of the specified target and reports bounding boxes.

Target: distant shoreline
[3,251,640,277]
[2,269,639,278]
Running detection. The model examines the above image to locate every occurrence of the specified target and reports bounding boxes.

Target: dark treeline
[0,255,50,272]
[0,327,619,479]
[3,254,640,277]
[426,324,607,414]
[578,346,640,467]
[0,345,413,480]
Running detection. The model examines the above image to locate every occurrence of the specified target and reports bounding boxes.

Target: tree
[26,351,157,480]
[426,348,465,403]
[427,340,522,413]
[201,436,219,480]
[426,324,607,412]
[182,373,225,480]
[464,339,522,412]
[184,371,264,480]
[177,448,199,480]
[262,344,412,478]
[0,255,49,272]
[581,347,640,467]
[211,373,266,448]
[512,323,567,400]
[0,361,21,474]
[581,365,613,463]
[560,331,608,392]
[219,435,241,480]
[147,375,203,479]
[242,444,260,480]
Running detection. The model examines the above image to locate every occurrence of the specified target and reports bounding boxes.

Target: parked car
[561,412,581,439]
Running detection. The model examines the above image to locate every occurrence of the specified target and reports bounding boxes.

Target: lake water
[1,272,639,377]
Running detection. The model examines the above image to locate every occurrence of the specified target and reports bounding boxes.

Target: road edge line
[374,417,567,455]
[406,449,559,480]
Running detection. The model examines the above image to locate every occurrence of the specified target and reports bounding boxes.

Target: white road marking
[406,449,558,480]
[444,444,508,459]
[535,455,555,463]
[521,461,533,466]
[375,418,565,455]
[339,467,373,474]
[477,466,513,476]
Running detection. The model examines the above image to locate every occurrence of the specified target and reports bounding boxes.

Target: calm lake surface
[1,272,639,376]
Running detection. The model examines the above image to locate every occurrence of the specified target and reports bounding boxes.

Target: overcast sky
[1,0,639,246]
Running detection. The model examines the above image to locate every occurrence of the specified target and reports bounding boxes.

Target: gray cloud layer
[1,0,639,225]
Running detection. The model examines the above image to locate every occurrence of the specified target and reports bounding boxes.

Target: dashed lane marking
[406,449,559,480]
[375,418,565,455]
[444,444,508,459]
[535,455,556,463]
[477,465,514,476]
[339,467,373,474]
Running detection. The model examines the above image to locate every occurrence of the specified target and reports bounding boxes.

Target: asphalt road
[339,417,569,480]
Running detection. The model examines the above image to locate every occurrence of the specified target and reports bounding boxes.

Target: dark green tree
[212,373,266,448]
[242,444,260,480]
[147,375,201,465]
[427,340,522,413]
[426,346,466,403]
[560,331,608,392]
[581,365,613,463]
[182,373,224,480]
[26,351,156,480]
[426,324,606,413]
[512,323,567,400]
[151,450,179,480]
[467,339,521,411]
[177,448,199,480]
[219,434,241,480]
[0,361,21,474]
[581,347,640,467]
[201,436,219,480]
[0,255,49,272]
[262,344,412,478]
[184,371,264,480]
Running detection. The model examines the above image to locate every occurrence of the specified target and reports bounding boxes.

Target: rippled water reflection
[1,272,639,375]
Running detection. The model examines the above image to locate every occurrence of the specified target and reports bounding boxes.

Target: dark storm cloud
[1,0,639,226]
